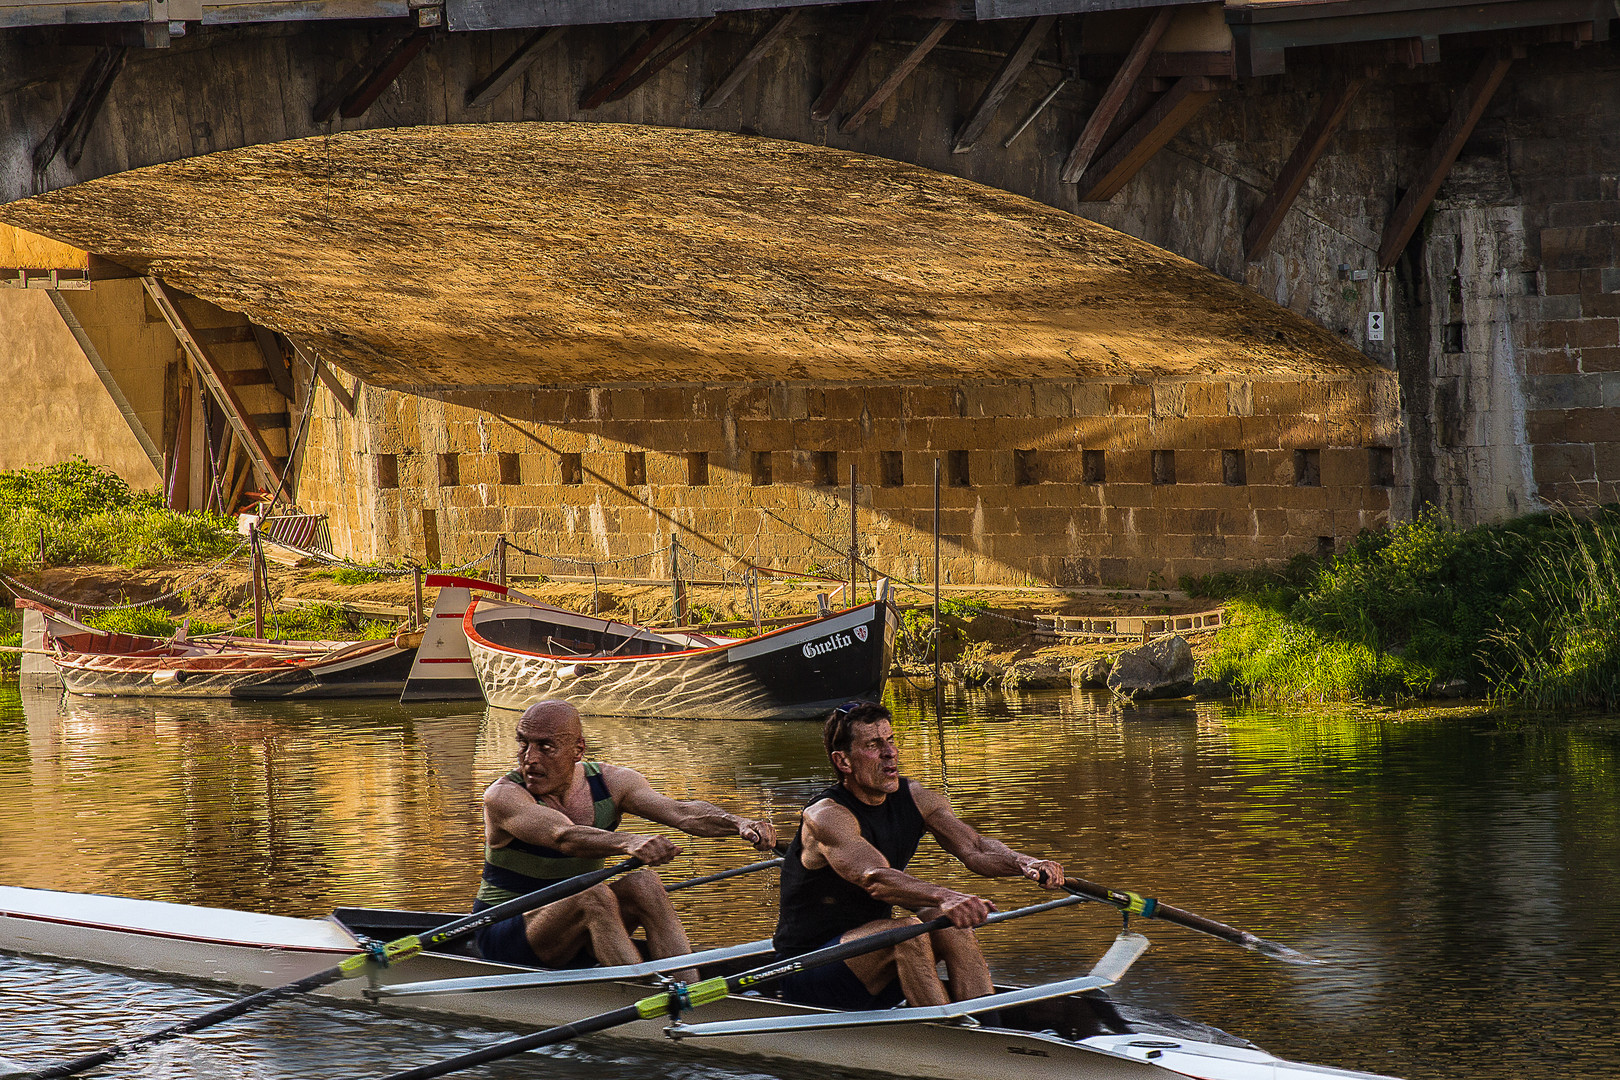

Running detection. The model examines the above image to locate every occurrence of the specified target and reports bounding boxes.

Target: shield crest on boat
[854,625,868,642]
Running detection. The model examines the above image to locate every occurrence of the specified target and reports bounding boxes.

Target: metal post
[933,457,941,686]
[38,525,46,568]
[496,535,507,586]
[250,526,265,640]
[591,564,600,614]
[750,565,762,632]
[849,462,858,607]
[413,565,424,626]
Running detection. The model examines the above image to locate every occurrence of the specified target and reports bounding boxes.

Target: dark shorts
[472,908,545,967]
[775,936,906,1011]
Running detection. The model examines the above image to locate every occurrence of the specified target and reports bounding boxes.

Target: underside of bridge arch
[0,124,1399,587]
[0,123,1371,386]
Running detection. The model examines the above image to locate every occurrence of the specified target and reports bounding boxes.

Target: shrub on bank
[0,460,237,574]
[1192,506,1620,705]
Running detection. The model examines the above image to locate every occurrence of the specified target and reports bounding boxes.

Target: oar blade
[1247,935,1326,966]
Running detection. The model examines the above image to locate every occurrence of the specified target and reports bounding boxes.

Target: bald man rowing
[473,700,778,969]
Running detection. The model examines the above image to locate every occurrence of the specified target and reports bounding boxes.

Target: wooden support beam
[192,324,257,345]
[289,337,357,415]
[32,46,127,175]
[605,15,727,104]
[1075,75,1221,201]
[1059,6,1174,185]
[1244,73,1369,261]
[700,9,798,111]
[339,29,434,118]
[838,18,955,135]
[228,369,277,387]
[311,25,416,123]
[952,15,1055,154]
[250,324,296,401]
[466,26,568,107]
[810,0,894,123]
[1377,51,1515,269]
[578,20,684,110]
[142,277,287,503]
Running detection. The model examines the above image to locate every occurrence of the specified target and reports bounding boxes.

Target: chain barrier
[0,541,250,613]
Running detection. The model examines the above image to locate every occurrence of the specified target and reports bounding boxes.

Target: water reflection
[1,684,1618,1079]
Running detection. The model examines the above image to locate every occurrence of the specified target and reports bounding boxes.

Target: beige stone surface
[0,288,162,489]
[0,124,1378,389]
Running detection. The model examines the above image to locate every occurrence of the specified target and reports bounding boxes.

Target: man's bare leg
[609,869,698,980]
[521,883,642,967]
[839,917,949,1007]
[930,926,993,1000]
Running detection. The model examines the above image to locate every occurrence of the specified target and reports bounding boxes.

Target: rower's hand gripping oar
[1058,877,1322,965]
[373,893,1090,1080]
[23,857,646,1080]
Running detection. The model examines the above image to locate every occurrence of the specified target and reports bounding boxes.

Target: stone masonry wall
[293,373,1398,589]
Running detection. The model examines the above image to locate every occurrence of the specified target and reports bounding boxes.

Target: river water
[1,683,1616,1080]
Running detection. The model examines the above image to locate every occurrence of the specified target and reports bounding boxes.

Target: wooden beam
[1075,75,1221,201]
[838,18,955,135]
[289,337,357,415]
[700,9,798,111]
[142,277,287,503]
[1059,6,1174,184]
[32,46,127,175]
[1244,73,1368,261]
[192,324,257,345]
[250,324,296,401]
[466,26,568,108]
[578,20,684,110]
[951,15,1055,154]
[810,0,895,123]
[339,29,434,118]
[605,15,727,104]
[311,25,416,123]
[1377,51,1514,269]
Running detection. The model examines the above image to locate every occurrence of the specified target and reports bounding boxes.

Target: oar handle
[665,852,784,893]
[414,856,643,951]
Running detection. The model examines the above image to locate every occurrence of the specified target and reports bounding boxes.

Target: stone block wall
[293,372,1397,588]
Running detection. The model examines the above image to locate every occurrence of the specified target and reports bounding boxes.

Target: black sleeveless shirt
[772,779,927,957]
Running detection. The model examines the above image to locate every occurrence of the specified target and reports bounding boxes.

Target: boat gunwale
[464,596,891,666]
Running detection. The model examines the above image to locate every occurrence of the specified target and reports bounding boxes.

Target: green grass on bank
[1189,507,1620,707]
[0,459,238,574]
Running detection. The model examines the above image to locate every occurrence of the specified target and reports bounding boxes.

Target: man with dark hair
[772,701,1065,1009]
[474,699,777,969]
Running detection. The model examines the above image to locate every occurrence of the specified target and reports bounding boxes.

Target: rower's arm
[607,766,778,850]
[803,798,988,924]
[484,777,678,864]
[913,783,1065,888]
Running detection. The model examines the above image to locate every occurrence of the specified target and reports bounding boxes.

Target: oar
[375,893,1090,1080]
[665,850,784,892]
[1059,878,1321,964]
[24,857,645,1080]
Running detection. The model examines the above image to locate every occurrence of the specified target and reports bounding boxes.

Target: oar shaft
[376,893,1088,1080]
[1060,879,1317,963]
[666,855,783,893]
[26,858,644,1080]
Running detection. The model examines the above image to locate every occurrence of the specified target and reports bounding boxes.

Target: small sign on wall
[1367,311,1385,341]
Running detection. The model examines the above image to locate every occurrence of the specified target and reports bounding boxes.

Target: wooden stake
[251,526,265,640]
[849,462,859,606]
[413,565,424,626]
[933,457,941,686]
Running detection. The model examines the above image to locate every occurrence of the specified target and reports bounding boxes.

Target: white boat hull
[0,886,1397,1080]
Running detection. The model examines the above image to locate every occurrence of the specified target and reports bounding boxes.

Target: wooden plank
[311,25,415,123]
[32,46,126,175]
[340,28,434,118]
[951,15,1054,154]
[142,276,287,503]
[809,0,894,123]
[605,14,727,104]
[577,20,684,110]
[251,324,296,400]
[1244,73,1368,261]
[1377,51,1514,269]
[466,25,568,107]
[289,337,357,415]
[700,8,798,111]
[1058,5,1173,184]
[838,17,954,134]
[1075,75,1221,200]
[228,369,276,386]
[193,324,257,345]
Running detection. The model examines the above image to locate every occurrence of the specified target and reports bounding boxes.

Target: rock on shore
[1106,635,1196,701]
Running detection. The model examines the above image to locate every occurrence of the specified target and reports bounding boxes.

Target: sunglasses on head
[832,700,869,719]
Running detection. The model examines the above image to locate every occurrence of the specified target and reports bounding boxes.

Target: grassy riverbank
[1191,507,1620,708]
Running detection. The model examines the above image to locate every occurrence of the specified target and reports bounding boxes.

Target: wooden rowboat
[402,574,898,719]
[0,885,1397,1080]
[19,600,421,699]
